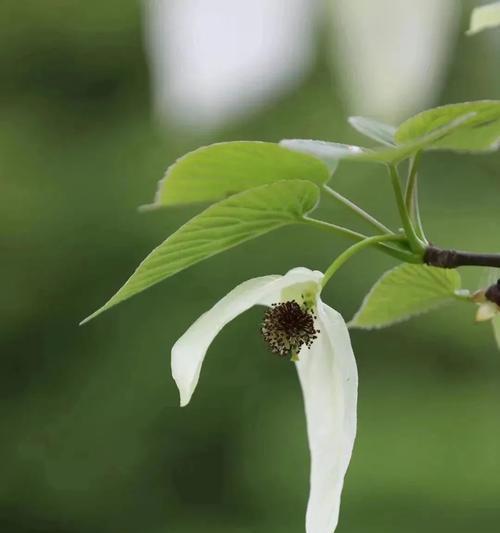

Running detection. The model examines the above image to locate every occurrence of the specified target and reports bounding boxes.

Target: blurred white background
[145,0,466,130]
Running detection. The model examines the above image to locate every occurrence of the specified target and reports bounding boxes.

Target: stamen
[261,300,319,360]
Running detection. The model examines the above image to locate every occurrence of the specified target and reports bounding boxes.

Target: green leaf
[395,100,500,152]
[284,101,500,166]
[149,141,330,208]
[348,116,396,146]
[81,180,319,323]
[349,263,462,329]
[467,2,500,35]
[281,112,474,166]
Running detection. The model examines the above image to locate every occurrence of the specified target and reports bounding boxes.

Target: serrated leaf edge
[348,265,462,330]
[81,180,320,325]
[145,141,329,209]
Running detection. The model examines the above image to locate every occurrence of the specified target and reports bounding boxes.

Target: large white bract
[171,267,358,533]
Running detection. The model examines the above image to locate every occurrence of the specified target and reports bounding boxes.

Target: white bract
[474,297,500,350]
[171,267,358,533]
[476,300,500,322]
[472,282,500,323]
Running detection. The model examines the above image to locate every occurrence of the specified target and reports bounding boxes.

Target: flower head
[261,300,319,360]
[171,267,358,533]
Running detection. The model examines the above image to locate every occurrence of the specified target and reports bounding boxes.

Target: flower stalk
[321,234,406,289]
[323,184,393,235]
[303,217,420,264]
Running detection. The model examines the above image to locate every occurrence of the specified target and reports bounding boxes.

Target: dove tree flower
[83,98,500,532]
[474,281,500,323]
[172,267,357,533]
[471,273,500,349]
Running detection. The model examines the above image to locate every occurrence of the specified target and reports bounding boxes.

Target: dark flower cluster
[261,300,319,359]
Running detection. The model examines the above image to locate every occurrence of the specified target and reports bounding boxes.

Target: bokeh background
[1,1,500,532]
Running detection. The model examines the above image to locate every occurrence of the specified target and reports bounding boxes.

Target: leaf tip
[79,308,103,326]
[79,300,117,326]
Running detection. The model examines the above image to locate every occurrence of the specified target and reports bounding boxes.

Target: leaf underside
[348,116,396,146]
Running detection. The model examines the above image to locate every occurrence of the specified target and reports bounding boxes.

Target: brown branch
[424,246,500,269]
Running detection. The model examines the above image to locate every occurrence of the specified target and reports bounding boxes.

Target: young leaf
[395,100,500,152]
[282,112,474,166]
[467,2,500,35]
[81,180,319,323]
[349,264,461,329]
[348,116,396,146]
[150,141,330,208]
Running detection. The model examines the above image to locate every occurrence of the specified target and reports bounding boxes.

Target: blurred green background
[1,1,500,532]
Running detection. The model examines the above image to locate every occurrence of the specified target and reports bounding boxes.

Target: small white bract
[472,280,500,322]
[171,267,358,533]
[475,300,500,322]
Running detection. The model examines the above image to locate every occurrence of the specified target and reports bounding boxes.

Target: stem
[303,217,369,243]
[404,153,427,242]
[304,216,420,264]
[424,247,500,269]
[413,184,427,242]
[321,235,405,289]
[404,153,420,213]
[323,185,393,235]
[389,165,425,253]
